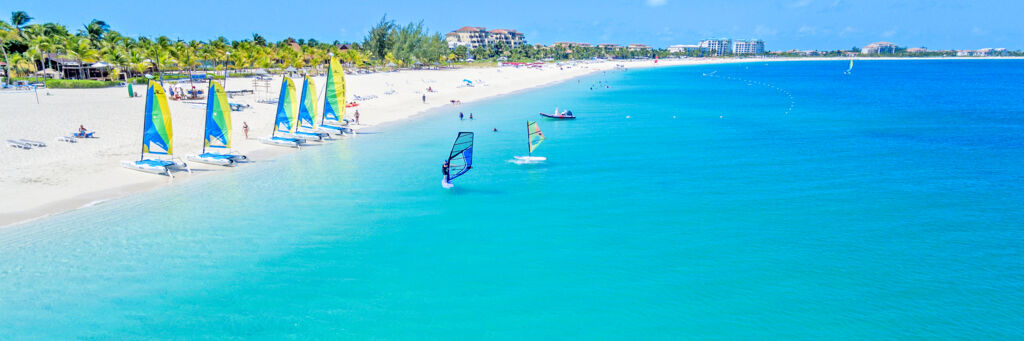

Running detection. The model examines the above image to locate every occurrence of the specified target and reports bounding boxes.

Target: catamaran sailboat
[259,77,304,148]
[187,80,248,166]
[294,75,331,141]
[442,132,474,189]
[318,58,354,135]
[844,59,853,75]
[513,121,546,163]
[121,80,191,177]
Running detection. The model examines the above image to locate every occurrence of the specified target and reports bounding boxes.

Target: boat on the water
[259,77,303,148]
[513,121,546,163]
[442,132,474,189]
[187,80,248,166]
[540,107,576,119]
[121,80,191,177]
[844,59,853,75]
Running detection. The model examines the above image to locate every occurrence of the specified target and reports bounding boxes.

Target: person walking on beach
[242,122,249,139]
[459,112,464,120]
[422,94,426,103]
[354,110,360,125]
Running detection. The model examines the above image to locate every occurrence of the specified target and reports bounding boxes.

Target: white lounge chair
[6,140,31,149]
[55,136,77,143]
[18,139,46,147]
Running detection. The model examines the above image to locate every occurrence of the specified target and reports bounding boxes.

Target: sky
[4,0,1022,50]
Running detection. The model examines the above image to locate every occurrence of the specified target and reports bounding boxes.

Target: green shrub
[44,79,122,88]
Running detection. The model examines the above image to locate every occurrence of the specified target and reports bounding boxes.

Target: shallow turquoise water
[2,60,1023,339]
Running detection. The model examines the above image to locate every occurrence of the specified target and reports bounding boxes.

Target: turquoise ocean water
[1,60,1023,339]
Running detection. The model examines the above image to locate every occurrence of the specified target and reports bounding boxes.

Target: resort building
[667,44,700,53]
[553,42,593,48]
[627,44,652,51]
[905,47,928,54]
[732,40,765,55]
[860,42,898,54]
[699,39,733,55]
[597,43,620,49]
[445,27,526,49]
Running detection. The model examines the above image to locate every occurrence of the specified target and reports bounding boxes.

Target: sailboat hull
[186,153,237,166]
[120,159,190,177]
[260,136,301,148]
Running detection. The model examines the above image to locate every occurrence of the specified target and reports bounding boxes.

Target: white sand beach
[2,56,1013,226]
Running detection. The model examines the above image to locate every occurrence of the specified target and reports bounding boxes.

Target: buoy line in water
[702,71,796,115]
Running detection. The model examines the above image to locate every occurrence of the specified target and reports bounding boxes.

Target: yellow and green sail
[204,80,232,149]
[297,76,319,129]
[142,80,173,155]
[322,58,346,123]
[274,77,298,134]
[528,121,544,154]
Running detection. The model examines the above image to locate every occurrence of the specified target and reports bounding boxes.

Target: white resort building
[445,27,526,49]
[698,39,733,55]
[732,40,765,55]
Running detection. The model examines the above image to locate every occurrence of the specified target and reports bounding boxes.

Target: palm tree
[81,19,109,45]
[0,21,13,84]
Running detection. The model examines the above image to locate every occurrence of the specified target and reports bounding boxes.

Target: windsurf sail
[141,80,173,156]
[845,60,853,74]
[203,80,232,151]
[273,77,298,135]
[322,58,346,124]
[298,76,319,129]
[528,121,544,155]
[446,132,474,182]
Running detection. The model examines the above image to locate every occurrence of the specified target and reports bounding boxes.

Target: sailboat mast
[140,86,147,161]
[527,121,531,156]
[201,80,211,154]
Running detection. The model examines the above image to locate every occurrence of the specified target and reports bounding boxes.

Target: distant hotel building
[668,44,700,53]
[860,42,898,54]
[732,40,765,55]
[698,39,733,55]
[553,42,592,48]
[597,43,620,49]
[445,27,526,49]
[627,44,652,51]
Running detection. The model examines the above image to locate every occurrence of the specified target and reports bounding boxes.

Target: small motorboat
[540,108,576,120]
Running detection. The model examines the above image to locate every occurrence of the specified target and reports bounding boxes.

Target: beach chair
[55,136,77,143]
[73,131,96,138]
[6,140,31,149]
[18,139,46,147]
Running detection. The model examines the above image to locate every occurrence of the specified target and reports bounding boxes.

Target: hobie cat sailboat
[259,77,304,148]
[187,80,248,166]
[442,132,474,189]
[295,75,330,141]
[319,58,353,135]
[513,121,546,163]
[844,59,853,75]
[121,80,191,177]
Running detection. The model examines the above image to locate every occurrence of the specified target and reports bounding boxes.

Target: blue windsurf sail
[446,132,474,182]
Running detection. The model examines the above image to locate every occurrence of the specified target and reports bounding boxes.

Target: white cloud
[646,0,667,7]
[754,25,778,37]
[798,25,817,35]
[838,26,858,37]
[789,0,813,8]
